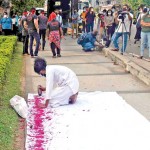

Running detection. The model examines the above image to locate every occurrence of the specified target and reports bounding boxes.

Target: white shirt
[116,12,133,33]
[56,14,63,26]
[46,65,79,100]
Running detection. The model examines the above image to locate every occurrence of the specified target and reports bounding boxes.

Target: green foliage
[0,42,23,150]
[0,36,17,85]
[11,0,45,13]
[122,0,150,10]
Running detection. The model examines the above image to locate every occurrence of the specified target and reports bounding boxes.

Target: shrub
[0,36,17,85]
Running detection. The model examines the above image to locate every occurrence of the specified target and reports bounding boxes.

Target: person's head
[107,9,113,16]
[3,12,8,18]
[122,4,129,12]
[30,7,36,14]
[92,30,98,36]
[34,58,47,76]
[74,9,77,14]
[143,7,148,13]
[40,10,45,15]
[138,4,145,12]
[23,9,28,16]
[48,12,57,21]
[83,7,86,12]
[89,7,94,12]
[111,6,115,12]
[54,9,59,15]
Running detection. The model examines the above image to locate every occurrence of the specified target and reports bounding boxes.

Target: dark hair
[4,12,7,15]
[123,4,129,9]
[34,58,47,74]
[30,7,36,12]
[41,10,44,13]
[106,9,113,16]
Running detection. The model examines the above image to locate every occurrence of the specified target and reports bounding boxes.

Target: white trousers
[48,85,74,108]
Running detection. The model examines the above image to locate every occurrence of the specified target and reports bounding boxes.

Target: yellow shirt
[80,12,86,22]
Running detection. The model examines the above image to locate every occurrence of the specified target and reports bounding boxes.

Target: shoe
[57,54,61,57]
[120,52,123,55]
[138,56,143,59]
[31,55,34,58]
[52,56,57,58]
[111,48,119,51]
[34,55,38,58]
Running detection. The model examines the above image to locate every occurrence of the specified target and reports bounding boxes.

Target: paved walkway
[24,35,150,121]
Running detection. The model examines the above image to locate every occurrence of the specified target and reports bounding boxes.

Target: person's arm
[127,12,133,21]
[24,19,28,30]
[60,27,64,38]
[0,19,2,31]
[46,24,50,39]
[34,16,39,32]
[39,69,54,108]
[141,20,150,26]
[114,12,119,24]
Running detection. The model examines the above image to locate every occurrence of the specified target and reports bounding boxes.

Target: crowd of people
[78,4,150,58]
[0,4,150,59]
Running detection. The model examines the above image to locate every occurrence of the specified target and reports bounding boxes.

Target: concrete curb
[102,48,150,86]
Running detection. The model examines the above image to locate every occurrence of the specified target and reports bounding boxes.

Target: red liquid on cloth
[26,96,52,150]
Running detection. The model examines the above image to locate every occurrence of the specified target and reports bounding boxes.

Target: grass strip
[0,42,24,150]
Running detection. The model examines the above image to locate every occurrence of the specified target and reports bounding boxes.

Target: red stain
[26,95,53,149]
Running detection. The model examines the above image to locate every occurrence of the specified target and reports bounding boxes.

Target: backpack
[77,33,87,45]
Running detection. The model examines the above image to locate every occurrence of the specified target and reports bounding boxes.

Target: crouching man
[34,58,79,108]
[77,30,104,52]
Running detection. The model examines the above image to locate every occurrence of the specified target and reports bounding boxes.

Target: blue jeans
[86,22,94,33]
[140,32,150,57]
[29,32,40,56]
[113,32,129,53]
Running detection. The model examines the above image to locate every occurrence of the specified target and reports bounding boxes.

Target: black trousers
[2,29,12,35]
[39,29,46,50]
[51,42,60,56]
[22,35,29,54]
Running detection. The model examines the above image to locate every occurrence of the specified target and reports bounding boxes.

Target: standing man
[139,10,150,59]
[21,10,29,55]
[34,58,79,108]
[0,12,12,35]
[38,10,48,51]
[80,7,87,33]
[112,4,133,55]
[24,7,40,58]
[71,9,79,38]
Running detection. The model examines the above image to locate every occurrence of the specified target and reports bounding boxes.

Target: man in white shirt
[34,58,79,108]
[112,4,133,54]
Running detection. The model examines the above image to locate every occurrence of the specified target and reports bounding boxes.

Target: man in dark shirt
[21,10,29,55]
[38,10,48,50]
[24,7,40,58]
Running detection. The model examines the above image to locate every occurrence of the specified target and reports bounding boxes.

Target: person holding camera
[139,9,150,59]
[112,4,133,54]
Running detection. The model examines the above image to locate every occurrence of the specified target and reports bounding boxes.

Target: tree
[11,0,45,13]
[142,0,150,6]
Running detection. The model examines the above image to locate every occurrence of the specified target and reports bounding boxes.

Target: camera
[118,11,127,22]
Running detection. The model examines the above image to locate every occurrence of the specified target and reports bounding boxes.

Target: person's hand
[114,12,118,18]
[61,35,65,39]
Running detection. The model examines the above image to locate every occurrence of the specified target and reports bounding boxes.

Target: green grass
[0,42,24,150]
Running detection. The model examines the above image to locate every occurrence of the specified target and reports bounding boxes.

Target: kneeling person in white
[34,58,79,108]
